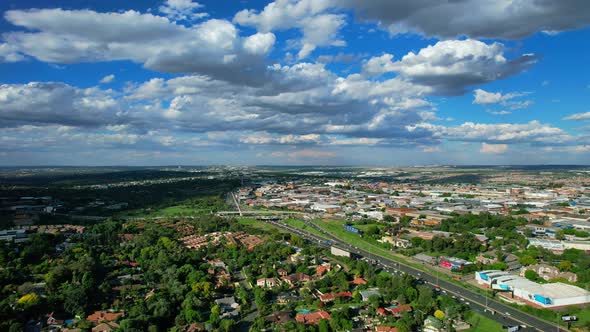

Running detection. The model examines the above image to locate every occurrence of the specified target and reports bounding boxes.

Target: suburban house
[520,264,578,283]
[282,273,311,286]
[319,291,352,303]
[295,310,331,325]
[92,322,120,332]
[86,311,124,324]
[214,296,240,319]
[257,277,280,288]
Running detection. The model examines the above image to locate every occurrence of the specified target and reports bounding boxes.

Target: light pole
[436,268,439,286]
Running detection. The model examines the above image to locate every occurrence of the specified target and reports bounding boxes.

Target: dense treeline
[440,212,526,233]
[410,234,484,260]
[0,169,219,187]
[0,177,239,230]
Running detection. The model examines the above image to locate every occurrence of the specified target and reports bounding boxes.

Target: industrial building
[475,270,590,309]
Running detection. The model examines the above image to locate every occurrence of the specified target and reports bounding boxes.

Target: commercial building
[527,238,590,253]
[414,253,437,265]
[440,257,472,270]
[330,246,351,258]
[475,270,590,309]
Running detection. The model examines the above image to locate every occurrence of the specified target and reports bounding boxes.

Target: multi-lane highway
[263,218,567,332]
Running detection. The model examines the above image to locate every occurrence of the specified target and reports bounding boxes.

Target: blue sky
[0,0,589,166]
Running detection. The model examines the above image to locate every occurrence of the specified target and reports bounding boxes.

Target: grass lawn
[281,218,330,239]
[354,223,387,232]
[311,219,472,275]
[310,219,408,261]
[465,313,505,332]
[564,307,590,329]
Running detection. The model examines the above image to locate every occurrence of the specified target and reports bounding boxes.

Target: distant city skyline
[1,0,590,165]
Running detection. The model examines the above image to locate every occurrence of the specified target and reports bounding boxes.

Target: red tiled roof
[316,265,331,275]
[386,305,412,315]
[352,277,367,285]
[86,311,124,324]
[295,310,330,325]
[320,291,351,302]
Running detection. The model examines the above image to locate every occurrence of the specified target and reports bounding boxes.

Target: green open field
[149,205,207,216]
[309,219,417,264]
[570,309,590,329]
[354,223,387,233]
[281,218,330,239]
[466,313,504,332]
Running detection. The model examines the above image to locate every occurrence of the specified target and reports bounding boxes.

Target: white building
[475,270,590,308]
[311,203,341,213]
[527,238,564,252]
[330,246,351,258]
[528,238,590,252]
[360,210,383,220]
[256,278,279,288]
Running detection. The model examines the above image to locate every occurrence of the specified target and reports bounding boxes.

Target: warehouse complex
[475,270,590,309]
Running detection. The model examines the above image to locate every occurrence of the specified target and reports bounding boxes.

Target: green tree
[209,304,221,326]
[365,225,380,236]
[558,261,573,272]
[62,283,87,315]
[318,319,330,332]
[396,320,411,332]
[525,270,540,282]
[191,281,213,300]
[8,322,22,332]
[416,285,435,312]
[519,255,537,266]
[369,294,381,309]
[219,319,235,332]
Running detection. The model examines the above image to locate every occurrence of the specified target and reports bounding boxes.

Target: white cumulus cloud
[99,74,115,84]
